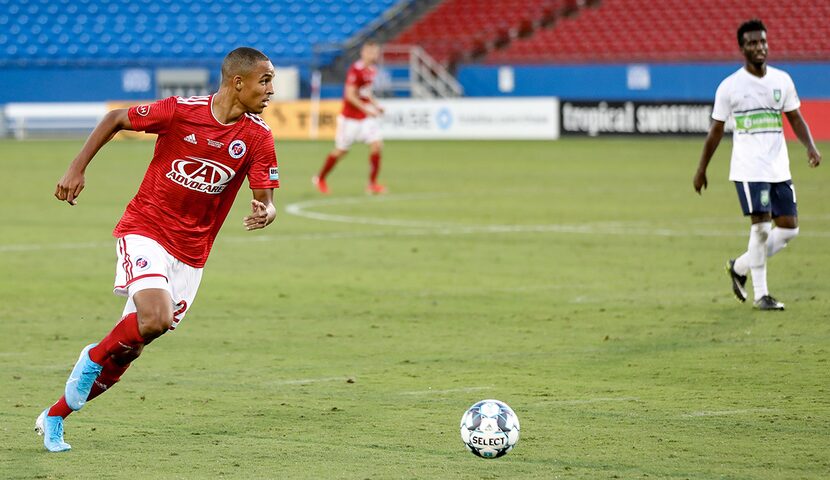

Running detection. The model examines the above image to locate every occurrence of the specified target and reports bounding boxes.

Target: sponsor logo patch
[166,156,236,194]
[229,139,247,159]
[207,139,224,148]
[269,167,279,181]
[136,105,150,117]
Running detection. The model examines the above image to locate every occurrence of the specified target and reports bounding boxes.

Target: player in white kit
[694,19,821,310]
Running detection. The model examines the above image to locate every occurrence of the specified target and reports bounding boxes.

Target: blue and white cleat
[35,409,71,452]
[64,343,103,411]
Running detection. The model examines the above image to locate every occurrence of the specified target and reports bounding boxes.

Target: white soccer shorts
[334,114,382,150]
[113,234,203,331]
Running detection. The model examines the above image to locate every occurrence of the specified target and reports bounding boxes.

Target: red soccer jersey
[341,60,377,120]
[114,95,279,268]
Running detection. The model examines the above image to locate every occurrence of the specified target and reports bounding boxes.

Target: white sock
[767,227,799,257]
[747,222,772,300]
[733,251,750,276]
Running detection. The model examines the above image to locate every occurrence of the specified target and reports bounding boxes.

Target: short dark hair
[221,47,270,81]
[737,19,766,47]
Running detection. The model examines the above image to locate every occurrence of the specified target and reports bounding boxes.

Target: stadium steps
[386,0,597,67]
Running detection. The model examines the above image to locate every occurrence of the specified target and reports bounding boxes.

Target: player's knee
[137,305,174,339]
[751,222,771,242]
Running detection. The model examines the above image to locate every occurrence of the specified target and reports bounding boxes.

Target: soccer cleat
[64,343,103,411]
[35,409,71,452]
[312,176,329,194]
[754,295,785,311]
[366,183,387,195]
[726,259,748,303]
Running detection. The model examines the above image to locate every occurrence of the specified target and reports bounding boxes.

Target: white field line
[398,386,492,396]
[3,194,830,253]
[265,376,352,386]
[534,396,641,406]
[681,408,777,418]
[284,194,830,238]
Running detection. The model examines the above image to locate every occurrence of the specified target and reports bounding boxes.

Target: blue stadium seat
[1,0,398,66]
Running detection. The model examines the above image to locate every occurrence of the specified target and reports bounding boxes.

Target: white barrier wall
[380,98,560,140]
[3,98,562,141]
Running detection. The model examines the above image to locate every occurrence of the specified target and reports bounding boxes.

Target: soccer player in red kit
[36,47,280,452]
[313,40,386,195]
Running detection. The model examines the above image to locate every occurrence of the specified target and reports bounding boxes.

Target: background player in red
[36,47,280,452]
[313,40,386,195]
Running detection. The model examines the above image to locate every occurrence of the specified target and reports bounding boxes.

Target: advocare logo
[166,156,236,194]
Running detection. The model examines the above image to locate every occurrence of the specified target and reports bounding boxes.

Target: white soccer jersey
[712,66,800,182]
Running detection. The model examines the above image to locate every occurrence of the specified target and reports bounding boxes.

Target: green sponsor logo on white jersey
[734,109,783,133]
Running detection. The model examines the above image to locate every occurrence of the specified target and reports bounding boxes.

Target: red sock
[86,356,131,402]
[88,313,144,364]
[318,153,339,180]
[47,396,73,419]
[369,152,381,184]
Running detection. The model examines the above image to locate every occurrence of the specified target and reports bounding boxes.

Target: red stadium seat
[388,0,577,64]
[484,0,829,63]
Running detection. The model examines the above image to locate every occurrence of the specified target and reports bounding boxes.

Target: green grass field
[1,138,828,479]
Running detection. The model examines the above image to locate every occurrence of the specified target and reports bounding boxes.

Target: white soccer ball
[460,399,520,458]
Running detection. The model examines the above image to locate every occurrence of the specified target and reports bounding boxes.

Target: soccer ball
[459,399,520,458]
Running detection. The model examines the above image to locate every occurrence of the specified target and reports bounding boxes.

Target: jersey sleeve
[782,74,801,112]
[345,65,359,87]
[247,133,280,190]
[711,79,731,122]
[127,96,177,135]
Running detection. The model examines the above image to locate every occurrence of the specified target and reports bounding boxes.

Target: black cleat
[726,259,748,303]
[754,295,785,311]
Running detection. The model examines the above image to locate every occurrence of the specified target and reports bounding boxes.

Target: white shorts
[114,234,203,331]
[335,114,382,150]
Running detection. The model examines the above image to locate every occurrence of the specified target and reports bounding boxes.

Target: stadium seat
[0,0,400,67]
[485,0,830,63]
[389,0,581,64]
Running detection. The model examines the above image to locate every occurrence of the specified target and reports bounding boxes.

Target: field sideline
[1,138,828,479]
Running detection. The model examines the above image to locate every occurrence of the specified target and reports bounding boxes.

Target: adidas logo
[183,133,197,144]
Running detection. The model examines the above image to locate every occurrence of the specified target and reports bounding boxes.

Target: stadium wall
[0,67,158,103]
[457,63,830,101]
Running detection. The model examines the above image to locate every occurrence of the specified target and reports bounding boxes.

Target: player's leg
[767,181,799,257]
[62,236,172,409]
[314,148,346,194]
[313,115,353,193]
[364,117,385,194]
[730,182,782,309]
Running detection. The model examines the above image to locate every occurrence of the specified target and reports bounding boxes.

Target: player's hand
[243,199,269,231]
[55,167,85,205]
[693,169,708,194]
[807,147,821,168]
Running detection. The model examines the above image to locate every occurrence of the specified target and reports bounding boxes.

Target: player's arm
[784,109,821,168]
[693,119,725,194]
[244,189,277,231]
[366,93,384,114]
[55,108,133,205]
[344,84,376,117]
